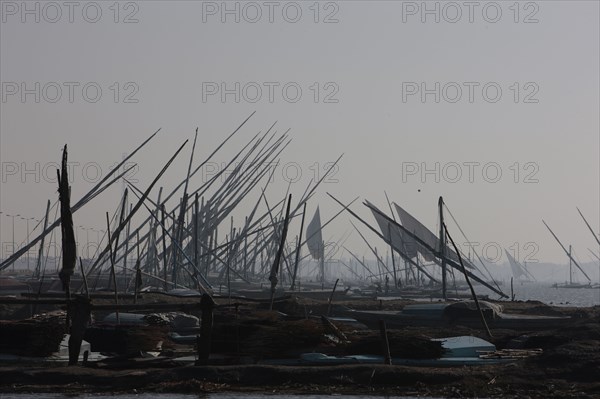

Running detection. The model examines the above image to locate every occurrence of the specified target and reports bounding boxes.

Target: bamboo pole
[388,223,398,288]
[34,199,51,279]
[444,222,492,338]
[86,140,189,278]
[79,258,90,298]
[161,205,169,291]
[0,128,161,271]
[379,320,392,365]
[291,202,307,290]
[356,197,507,297]
[105,212,120,324]
[327,278,339,316]
[543,220,592,282]
[269,194,292,310]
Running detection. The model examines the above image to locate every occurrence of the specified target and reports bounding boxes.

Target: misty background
[1,1,599,283]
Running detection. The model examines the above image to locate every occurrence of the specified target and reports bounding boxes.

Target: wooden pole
[543,220,592,282]
[149,187,163,276]
[439,197,447,300]
[569,245,573,285]
[34,199,51,279]
[388,223,398,288]
[105,212,120,324]
[577,207,600,246]
[510,277,514,301]
[379,320,392,365]
[320,241,325,289]
[134,231,141,304]
[243,217,249,280]
[194,194,199,282]
[269,194,292,310]
[291,202,307,290]
[68,296,91,366]
[196,293,215,365]
[444,222,492,338]
[86,140,189,280]
[0,129,162,272]
[161,205,169,291]
[110,189,128,286]
[57,145,76,327]
[327,278,339,316]
[79,258,89,299]
[122,203,132,275]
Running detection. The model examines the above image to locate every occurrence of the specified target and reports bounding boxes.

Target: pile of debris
[0,311,67,357]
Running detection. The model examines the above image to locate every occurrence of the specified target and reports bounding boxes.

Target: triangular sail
[366,200,418,258]
[394,203,438,261]
[505,249,526,279]
[306,207,323,260]
[394,203,476,269]
[505,249,536,281]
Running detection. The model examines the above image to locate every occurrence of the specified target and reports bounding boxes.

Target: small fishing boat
[296,336,515,367]
[340,300,571,331]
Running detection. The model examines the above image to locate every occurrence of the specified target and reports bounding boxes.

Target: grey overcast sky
[0,1,598,267]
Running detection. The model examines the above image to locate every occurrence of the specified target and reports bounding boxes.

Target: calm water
[0,395,443,399]
[478,282,600,307]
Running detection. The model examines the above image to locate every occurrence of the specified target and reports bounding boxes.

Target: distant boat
[552,282,594,289]
[552,245,593,289]
[543,221,593,288]
[505,249,536,283]
[340,301,571,331]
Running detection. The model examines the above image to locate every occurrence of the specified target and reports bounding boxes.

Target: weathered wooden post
[379,319,392,365]
[327,278,339,316]
[196,293,215,365]
[269,194,292,310]
[511,277,515,301]
[68,296,91,366]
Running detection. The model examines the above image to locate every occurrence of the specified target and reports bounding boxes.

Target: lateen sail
[505,249,525,279]
[505,249,536,281]
[366,200,418,258]
[306,206,323,260]
[394,202,476,269]
[394,203,439,261]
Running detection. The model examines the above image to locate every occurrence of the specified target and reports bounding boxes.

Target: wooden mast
[438,196,447,300]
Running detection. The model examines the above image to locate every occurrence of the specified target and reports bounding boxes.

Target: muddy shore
[1,361,599,398]
[1,296,599,398]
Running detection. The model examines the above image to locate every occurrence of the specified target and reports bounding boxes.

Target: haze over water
[479,283,600,307]
[0,395,443,399]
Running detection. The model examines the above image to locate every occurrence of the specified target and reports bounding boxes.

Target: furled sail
[306,206,324,260]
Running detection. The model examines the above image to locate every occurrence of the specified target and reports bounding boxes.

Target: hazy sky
[1,1,599,269]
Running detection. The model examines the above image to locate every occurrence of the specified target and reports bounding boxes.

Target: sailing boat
[553,245,592,289]
[543,220,593,289]
[362,198,507,300]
